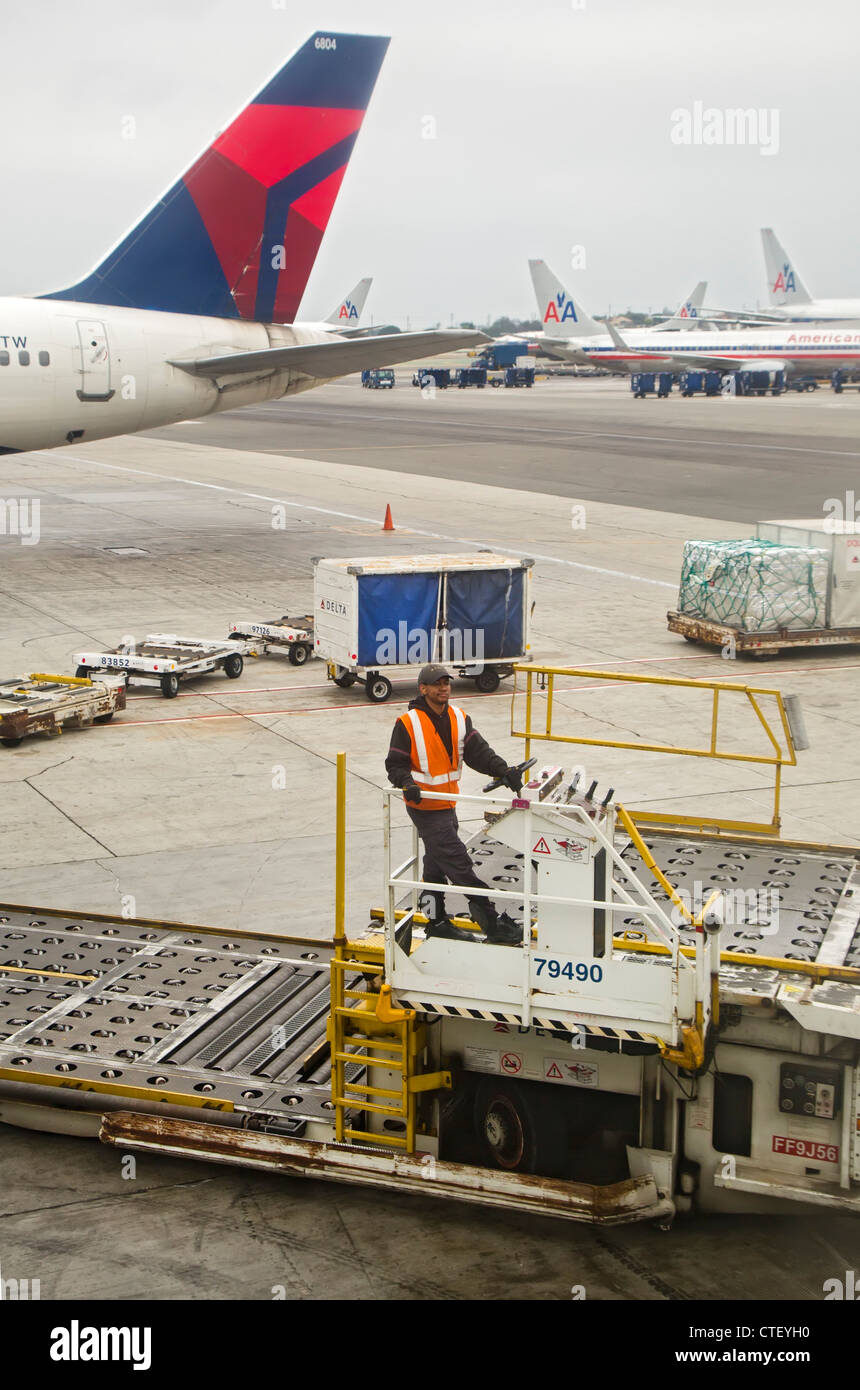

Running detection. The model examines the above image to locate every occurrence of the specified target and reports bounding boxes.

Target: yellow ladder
[328,940,449,1152]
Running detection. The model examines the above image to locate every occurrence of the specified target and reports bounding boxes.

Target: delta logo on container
[772,262,797,294]
[543,293,578,324]
[337,299,359,320]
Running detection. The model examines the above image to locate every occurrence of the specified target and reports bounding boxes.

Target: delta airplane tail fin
[325,277,372,326]
[761,228,813,307]
[529,259,602,338]
[653,281,707,331]
[43,32,389,323]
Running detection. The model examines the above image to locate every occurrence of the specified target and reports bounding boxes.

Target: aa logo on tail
[338,300,360,320]
[772,263,797,294]
[543,293,578,324]
[679,303,698,318]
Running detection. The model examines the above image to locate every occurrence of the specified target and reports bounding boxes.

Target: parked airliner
[529,260,860,379]
[0,33,484,455]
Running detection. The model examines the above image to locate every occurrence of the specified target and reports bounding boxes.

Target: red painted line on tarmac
[108,659,860,729]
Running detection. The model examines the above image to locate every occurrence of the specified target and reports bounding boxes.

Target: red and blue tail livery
[44,32,389,322]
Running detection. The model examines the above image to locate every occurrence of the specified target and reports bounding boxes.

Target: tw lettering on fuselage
[0,335,27,349]
[543,295,577,325]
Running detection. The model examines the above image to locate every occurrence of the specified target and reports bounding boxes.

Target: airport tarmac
[152,373,860,523]
[1,376,859,1298]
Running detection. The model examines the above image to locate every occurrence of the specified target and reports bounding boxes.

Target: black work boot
[423,891,475,943]
[467,899,523,947]
[425,915,476,943]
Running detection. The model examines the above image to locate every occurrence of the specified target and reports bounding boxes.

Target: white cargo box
[757,518,860,627]
[312,552,533,674]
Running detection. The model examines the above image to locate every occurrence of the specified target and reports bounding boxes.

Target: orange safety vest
[399,705,466,811]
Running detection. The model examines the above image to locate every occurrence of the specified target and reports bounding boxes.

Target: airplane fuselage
[539,323,860,376]
[766,298,860,323]
[0,297,338,453]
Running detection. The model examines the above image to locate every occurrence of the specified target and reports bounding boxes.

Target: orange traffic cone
[382,504,395,531]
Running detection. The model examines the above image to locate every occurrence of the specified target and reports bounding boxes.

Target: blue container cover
[446,568,525,660]
[356,572,440,667]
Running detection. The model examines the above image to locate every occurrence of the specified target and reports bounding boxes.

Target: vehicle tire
[1,736,23,748]
[333,672,357,688]
[365,674,393,703]
[94,712,114,724]
[75,665,90,679]
[224,654,244,679]
[491,378,502,388]
[160,673,180,698]
[288,643,310,666]
[474,1078,568,1178]
[683,635,698,643]
[474,669,501,694]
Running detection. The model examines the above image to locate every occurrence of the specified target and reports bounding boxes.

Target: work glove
[403,783,422,805]
[502,766,523,794]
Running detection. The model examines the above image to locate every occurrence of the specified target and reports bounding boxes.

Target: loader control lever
[482,757,537,794]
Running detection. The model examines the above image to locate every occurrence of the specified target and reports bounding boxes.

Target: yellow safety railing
[512,664,799,836]
[328,753,449,1152]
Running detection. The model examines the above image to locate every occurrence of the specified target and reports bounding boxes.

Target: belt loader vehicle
[2,666,860,1226]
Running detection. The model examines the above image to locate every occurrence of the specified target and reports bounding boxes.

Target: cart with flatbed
[0,673,126,746]
[73,635,250,698]
[227,615,315,666]
[667,609,860,655]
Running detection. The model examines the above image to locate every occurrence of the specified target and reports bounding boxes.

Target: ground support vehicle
[454,367,487,388]
[631,372,656,397]
[667,609,860,656]
[73,635,250,698]
[361,369,395,389]
[228,616,315,666]
[0,673,126,747]
[411,368,451,389]
[679,371,722,397]
[3,667,860,1225]
[314,552,533,702]
[503,367,535,388]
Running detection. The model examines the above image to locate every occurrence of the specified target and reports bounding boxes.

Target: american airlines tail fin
[325,277,372,326]
[528,259,602,338]
[43,32,389,323]
[652,281,707,332]
[761,228,813,307]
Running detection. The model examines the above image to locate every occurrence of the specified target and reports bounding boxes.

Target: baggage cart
[313,552,534,701]
[0,673,126,746]
[227,615,315,666]
[73,635,250,698]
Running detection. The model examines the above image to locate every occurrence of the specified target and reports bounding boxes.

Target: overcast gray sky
[3,0,858,325]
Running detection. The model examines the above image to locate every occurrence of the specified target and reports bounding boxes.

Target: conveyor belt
[0,907,353,1127]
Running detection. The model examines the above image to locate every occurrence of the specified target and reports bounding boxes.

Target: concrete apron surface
[0,434,857,937]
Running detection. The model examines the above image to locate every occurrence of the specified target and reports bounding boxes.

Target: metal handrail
[381,785,700,1033]
[510,663,799,835]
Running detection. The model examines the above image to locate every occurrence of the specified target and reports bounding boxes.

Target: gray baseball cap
[418,664,452,686]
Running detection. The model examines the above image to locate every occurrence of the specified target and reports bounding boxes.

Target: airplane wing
[168,329,489,380]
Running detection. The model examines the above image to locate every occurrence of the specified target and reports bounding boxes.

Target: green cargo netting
[678,539,829,632]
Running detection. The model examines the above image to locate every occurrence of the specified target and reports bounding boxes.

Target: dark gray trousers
[406,806,489,898]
